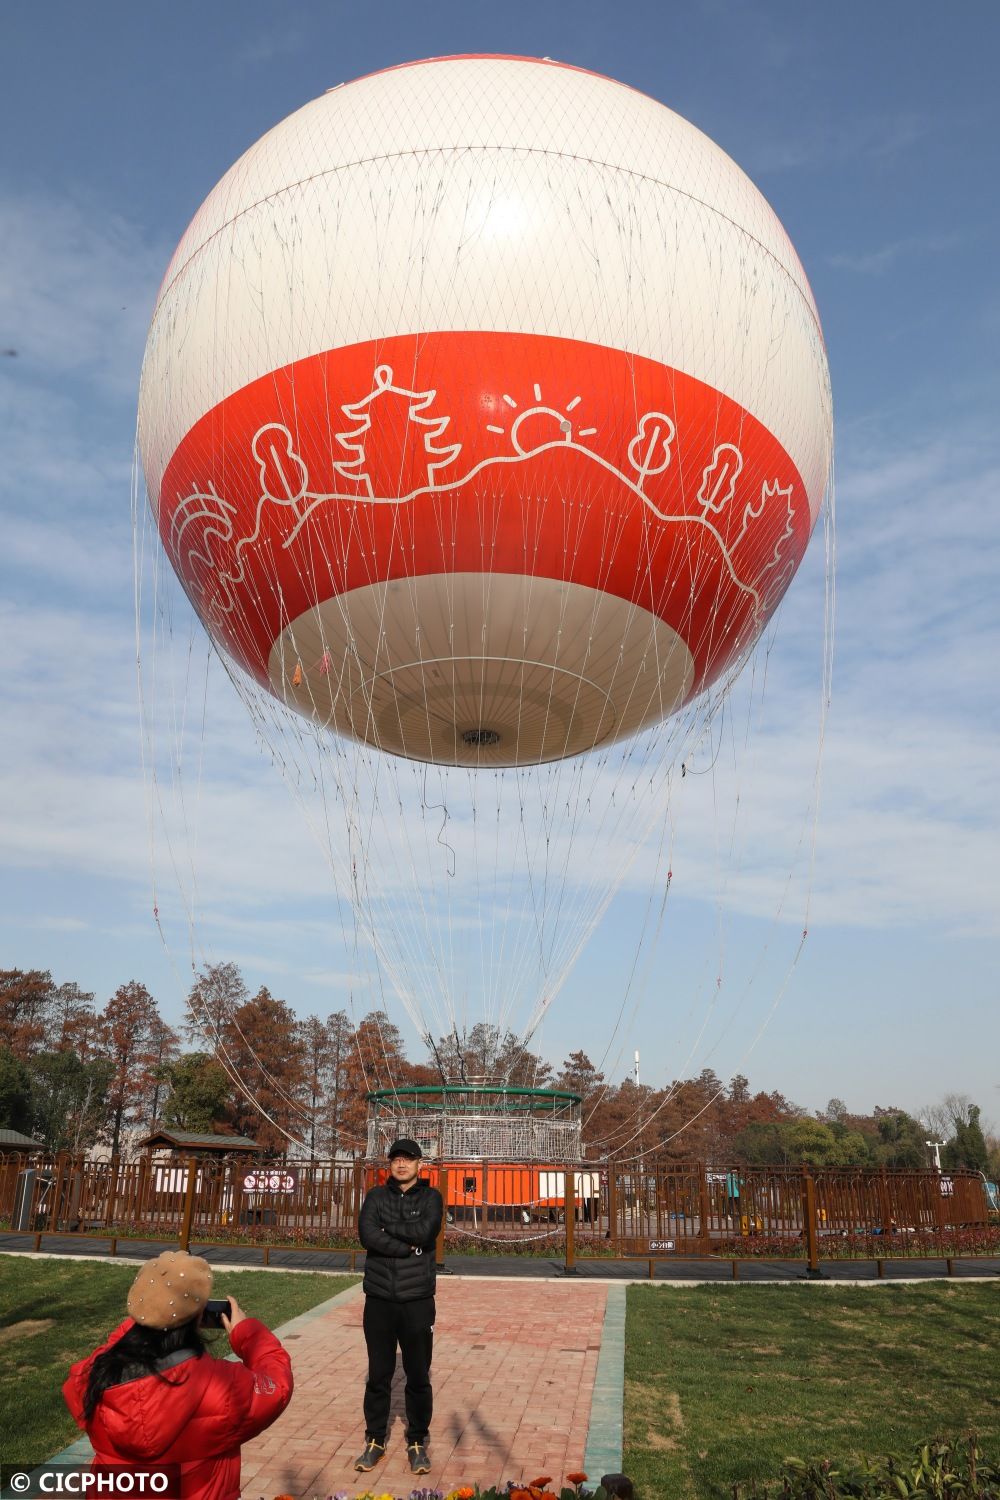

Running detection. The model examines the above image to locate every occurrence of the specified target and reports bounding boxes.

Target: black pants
[363,1294,434,1443]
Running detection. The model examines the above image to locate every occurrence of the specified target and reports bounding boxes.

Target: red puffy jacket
[63,1316,292,1500]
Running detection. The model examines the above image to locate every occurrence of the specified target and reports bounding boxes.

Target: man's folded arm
[359,1192,416,1256]
[390,1190,444,1249]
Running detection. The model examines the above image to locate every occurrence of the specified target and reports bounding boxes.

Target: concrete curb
[8,1247,998,1289]
[583,1283,626,1479]
[6,1247,999,1287]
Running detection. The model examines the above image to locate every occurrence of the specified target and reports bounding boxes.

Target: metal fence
[0,1153,995,1272]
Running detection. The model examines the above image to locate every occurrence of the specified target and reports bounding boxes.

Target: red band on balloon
[157,330,810,697]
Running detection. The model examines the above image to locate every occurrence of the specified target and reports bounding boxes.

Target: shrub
[732,1436,1000,1499]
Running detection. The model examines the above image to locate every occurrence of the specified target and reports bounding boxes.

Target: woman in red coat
[63,1250,293,1500]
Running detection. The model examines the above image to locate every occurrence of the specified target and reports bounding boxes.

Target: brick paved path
[240,1278,609,1496]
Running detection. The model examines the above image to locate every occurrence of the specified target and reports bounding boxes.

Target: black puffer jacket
[359,1177,444,1301]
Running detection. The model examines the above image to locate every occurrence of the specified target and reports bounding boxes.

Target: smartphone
[201,1298,232,1329]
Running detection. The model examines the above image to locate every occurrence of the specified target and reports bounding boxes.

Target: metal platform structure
[365,1083,585,1164]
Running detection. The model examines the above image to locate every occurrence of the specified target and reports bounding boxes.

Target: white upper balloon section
[139,54,831,516]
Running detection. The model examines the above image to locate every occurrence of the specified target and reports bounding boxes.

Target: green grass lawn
[0,1255,358,1464]
[624,1283,1000,1499]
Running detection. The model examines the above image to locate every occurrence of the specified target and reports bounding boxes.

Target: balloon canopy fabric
[138,54,832,770]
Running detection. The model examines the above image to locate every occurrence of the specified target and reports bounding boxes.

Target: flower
[527,1483,553,1493]
[566,1476,588,1487]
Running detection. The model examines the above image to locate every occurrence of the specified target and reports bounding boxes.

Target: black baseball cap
[387,1137,422,1160]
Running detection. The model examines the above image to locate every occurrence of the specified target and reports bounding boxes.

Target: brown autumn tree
[45,981,97,1053]
[142,1014,181,1131]
[634,1069,726,1162]
[585,1077,665,1160]
[555,1050,607,1151]
[0,969,56,1057]
[428,1023,553,1088]
[221,987,307,1153]
[339,1011,411,1151]
[99,981,166,1156]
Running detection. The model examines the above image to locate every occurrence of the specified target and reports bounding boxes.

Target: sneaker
[407,1440,431,1474]
[353,1438,386,1472]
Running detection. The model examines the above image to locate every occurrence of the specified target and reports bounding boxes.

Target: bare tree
[185,962,248,1048]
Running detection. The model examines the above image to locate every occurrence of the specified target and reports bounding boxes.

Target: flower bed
[714,1225,1000,1259]
[270,1473,614,1500]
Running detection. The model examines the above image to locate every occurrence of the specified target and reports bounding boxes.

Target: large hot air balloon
[138,56,832,1048]
[139,55,830,770]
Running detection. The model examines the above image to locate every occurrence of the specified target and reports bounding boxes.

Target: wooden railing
[0,1154,994,1270]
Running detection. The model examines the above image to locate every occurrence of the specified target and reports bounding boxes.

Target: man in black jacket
[354,1137,444,1477]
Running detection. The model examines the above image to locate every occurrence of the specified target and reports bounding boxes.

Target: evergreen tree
[161,1053,232,1133]
[871,1107,928,1169]
[943,1104,989,1173]
[30,1051,112,1153]
[0,1044,33,1132]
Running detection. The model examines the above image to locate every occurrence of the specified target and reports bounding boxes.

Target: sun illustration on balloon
[486,383,598,455]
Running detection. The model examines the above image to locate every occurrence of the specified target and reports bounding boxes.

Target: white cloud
[1,507,135,596]
[748,111,929,175]
[828,232,966,276]
[0,190,164,400]
[231,28,307,70]
[20,915,90,933]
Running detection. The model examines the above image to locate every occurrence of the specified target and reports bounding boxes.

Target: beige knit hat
[126,1250,214,1329]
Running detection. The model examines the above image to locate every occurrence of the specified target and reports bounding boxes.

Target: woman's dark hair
[84,1318,206,1422]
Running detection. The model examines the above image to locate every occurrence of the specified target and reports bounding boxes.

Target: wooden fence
[0,1153,995,1272]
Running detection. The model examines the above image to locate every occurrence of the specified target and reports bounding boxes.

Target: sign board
[537,1170,602,1202]
[154,1166,200,1195]
[649,1239,676,1252]
[242,1169,298,1194]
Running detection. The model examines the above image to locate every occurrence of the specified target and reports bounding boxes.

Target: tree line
[0,965,994,1174]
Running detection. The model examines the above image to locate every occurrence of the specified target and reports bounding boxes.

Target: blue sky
[1,1,997,1122]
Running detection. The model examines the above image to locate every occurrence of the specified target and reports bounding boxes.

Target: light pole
[925,1140,945,1171]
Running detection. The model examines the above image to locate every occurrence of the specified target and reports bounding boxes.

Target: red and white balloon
[139,55,832,767]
